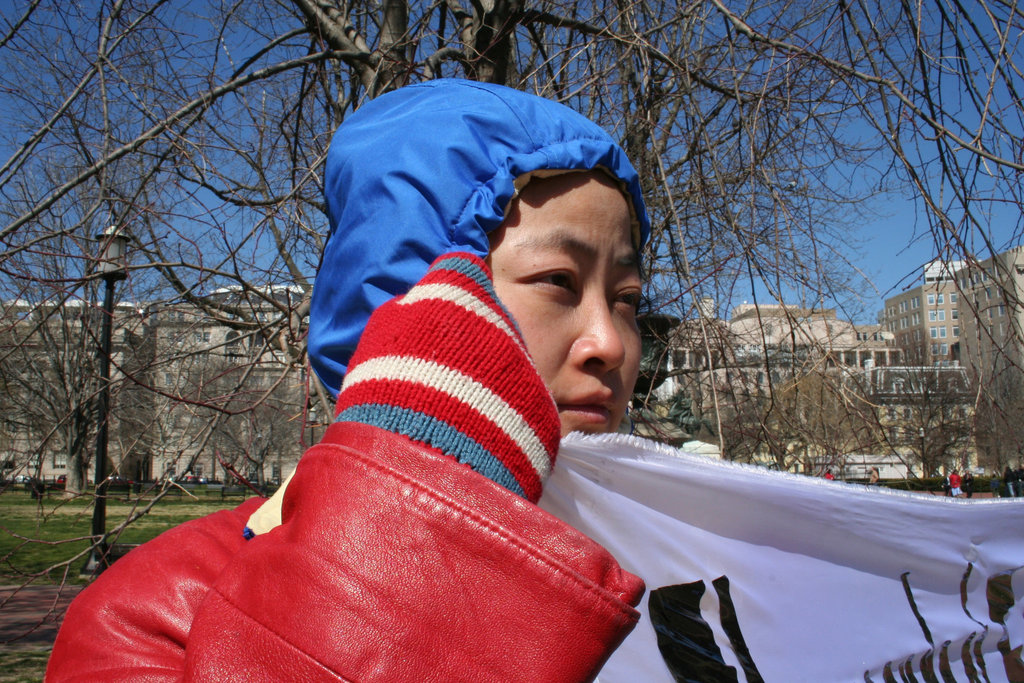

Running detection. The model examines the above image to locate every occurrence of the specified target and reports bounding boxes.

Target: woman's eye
[543,273,575,291]
[617,292,642,312]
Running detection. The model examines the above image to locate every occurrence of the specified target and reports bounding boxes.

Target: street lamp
[919,427,926,475]
[84,226,128,574]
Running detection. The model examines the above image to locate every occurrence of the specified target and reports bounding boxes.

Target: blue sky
[854,193,1020,323]
[860,200,937,303]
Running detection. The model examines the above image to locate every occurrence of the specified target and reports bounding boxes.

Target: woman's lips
[557,403,611,425]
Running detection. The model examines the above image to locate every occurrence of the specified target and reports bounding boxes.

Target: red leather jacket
[48,422,644,681]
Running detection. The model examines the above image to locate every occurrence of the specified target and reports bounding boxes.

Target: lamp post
[84,226,128,574]
[919,427,926,475]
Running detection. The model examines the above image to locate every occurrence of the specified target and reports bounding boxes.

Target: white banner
[540,434,1024,683]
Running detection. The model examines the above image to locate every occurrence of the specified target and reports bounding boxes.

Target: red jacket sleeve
[47,498,264,682]
[48,423,644,682]
[184,423,643,681]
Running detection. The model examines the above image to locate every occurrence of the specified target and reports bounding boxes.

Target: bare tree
[974,359,1024,473]
[0,295,97,492]
[867,366,974,476]
[0,1,1022,606]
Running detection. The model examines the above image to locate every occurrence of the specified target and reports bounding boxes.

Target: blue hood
[309,79,651,398]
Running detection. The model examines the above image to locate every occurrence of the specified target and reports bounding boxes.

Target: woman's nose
[573,298,628,372]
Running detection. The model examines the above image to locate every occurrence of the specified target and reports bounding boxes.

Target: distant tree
[714,365,882,472]
[973,363,1024,472]
[0,296,97,493]
[868,367,973,476]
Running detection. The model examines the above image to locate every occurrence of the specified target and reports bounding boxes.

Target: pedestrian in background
[948,469,962,498]
[1004,466,1017,498]
[963,470,974,498]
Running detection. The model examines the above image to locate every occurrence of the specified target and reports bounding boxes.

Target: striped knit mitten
[333,253,560,503]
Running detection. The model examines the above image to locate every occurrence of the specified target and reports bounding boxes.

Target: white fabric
[541,433,1024,682]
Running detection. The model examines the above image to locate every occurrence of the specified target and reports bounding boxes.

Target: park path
[0,584,83,652]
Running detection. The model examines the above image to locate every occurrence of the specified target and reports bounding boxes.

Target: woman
[48,80,649,682]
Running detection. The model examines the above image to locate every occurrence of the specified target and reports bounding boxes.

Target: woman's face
[488,172,642,436]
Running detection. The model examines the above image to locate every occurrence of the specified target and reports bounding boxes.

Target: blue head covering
[309,79,651,398]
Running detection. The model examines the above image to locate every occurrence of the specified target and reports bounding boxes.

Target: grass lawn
[0,487,252,681]
[0,487,248,585]
[0,651,50,683]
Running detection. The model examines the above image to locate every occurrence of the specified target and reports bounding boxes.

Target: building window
[937,310,945,321]
[929,310,937,322]
[950,292,958,303]
[912,296,920,309]
[937,293,944,304]
[999,304,1006,316]
[930,327,938,338]
[952,309,958,320]
[940,343,948,355]
[939,327,947,338]
[953,327,959,337]
[927,294,935,305]
[931,343,939,355]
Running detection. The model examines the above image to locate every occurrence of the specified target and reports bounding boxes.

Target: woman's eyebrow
[515,231,637,269]
[515,232,596,259]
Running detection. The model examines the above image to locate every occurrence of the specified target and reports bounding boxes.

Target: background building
[879,260,964,366]
[955,247,1024,469]
[956,247,1024,379]
[729,303,899,371]
[645,301,920,474]
[0,290,317,489]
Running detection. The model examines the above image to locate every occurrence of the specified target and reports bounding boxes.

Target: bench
[221,485,251,500]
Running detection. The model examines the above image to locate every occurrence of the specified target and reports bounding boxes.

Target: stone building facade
[1,288,317,487]
[955,247,1024,381]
